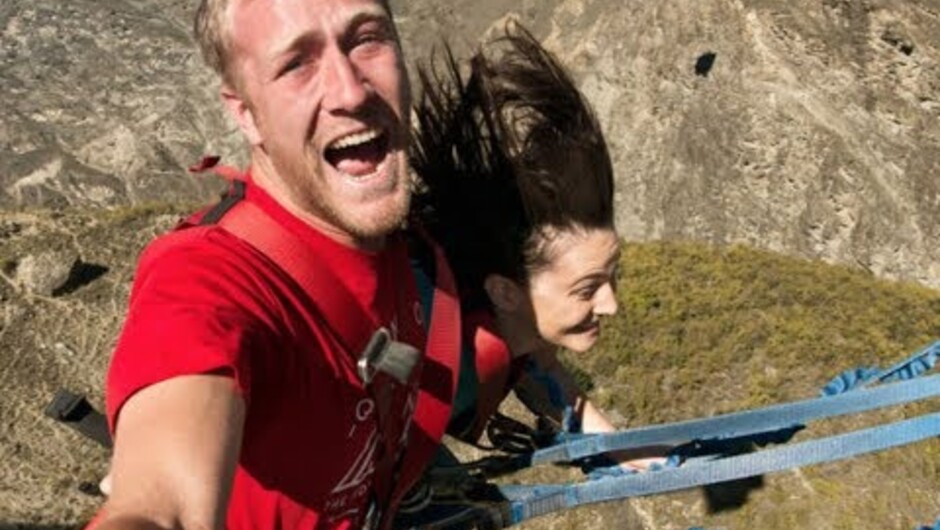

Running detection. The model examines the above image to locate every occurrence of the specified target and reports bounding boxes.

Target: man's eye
[283,58,301,72]
[278,56,307,77]
[358,31,380,44]
[354,23,393,48]
[610,268,620,288]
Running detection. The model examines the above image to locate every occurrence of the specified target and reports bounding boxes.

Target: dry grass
[560,241,940,530]
[2,219,938,528]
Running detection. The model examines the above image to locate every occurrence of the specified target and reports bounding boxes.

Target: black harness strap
[198,179,247,225]
[45,389,112,448]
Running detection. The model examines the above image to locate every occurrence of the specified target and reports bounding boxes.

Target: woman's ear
[484,274,525,312]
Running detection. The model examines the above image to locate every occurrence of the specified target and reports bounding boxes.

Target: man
[96,0,457,528]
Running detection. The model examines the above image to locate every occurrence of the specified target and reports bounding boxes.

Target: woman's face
[523,227,620,353]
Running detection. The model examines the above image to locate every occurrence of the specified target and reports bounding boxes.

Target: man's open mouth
[324,129,390,177]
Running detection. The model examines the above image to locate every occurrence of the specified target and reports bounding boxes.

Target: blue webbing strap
[501,412,940,525]
[528,373,940,466]
[824,343,940,530]
[407,346,940,528]
[822,340,940,395]
[873,341,940,384]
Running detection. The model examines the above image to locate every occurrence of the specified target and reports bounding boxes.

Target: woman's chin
[560,329,600,353]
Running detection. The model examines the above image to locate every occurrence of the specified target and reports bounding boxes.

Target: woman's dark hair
[411,23,615,312]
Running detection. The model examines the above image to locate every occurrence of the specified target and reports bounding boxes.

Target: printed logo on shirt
[325,397,378,524]
[331,428,378,494]
[398,389,417,449]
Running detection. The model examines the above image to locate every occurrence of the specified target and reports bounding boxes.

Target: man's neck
[248,159,387,253]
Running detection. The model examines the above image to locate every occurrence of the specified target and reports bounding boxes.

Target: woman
[410,23,638,457]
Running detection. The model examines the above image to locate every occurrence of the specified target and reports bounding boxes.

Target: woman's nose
[592,282,618,316]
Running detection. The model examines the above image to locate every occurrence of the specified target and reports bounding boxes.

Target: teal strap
[503,412,940,524]
[915,519,940,530]
[531,373,940,465]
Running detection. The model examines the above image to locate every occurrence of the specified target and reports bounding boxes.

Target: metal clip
[357,327,421,386]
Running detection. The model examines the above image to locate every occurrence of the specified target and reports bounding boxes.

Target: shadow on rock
[704,475,765,513]
[52,262,109,297]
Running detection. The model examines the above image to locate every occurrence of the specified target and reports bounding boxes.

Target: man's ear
[221,83,262,146]
[484,274,525,312]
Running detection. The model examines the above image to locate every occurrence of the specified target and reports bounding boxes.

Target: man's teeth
[330,130,381,150]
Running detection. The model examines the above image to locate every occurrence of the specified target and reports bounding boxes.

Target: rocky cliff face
[2,0,938,287]
[0,0,938,528]
[397,0,940,289]
[0,0,241,209]
[541,0,940,289]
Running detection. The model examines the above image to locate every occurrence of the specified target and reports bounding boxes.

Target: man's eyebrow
[265,9,392,65]
[350,9,390,24]
[342,10,394,40]
[267,31,323,65]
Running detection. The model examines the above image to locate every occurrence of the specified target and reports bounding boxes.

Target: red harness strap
[384,229,462,527]
[225,194,461,527]
[217,197,382,356]
[192,161,462,525]
[222,193,463,525]
[85,162,462,529]
[461,311,514,443]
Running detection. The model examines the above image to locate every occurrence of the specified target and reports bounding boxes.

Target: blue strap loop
[504,345,940,527]
[530,373,940,466]
[822,340,940,395]
[502,412,940,525]
[409,343,940,528]
[915,519,940,530]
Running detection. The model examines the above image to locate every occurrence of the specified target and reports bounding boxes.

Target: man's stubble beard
[276,146,412,241]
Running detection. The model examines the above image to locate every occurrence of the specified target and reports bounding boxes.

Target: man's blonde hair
[193,0,395,87]
[194,0,235,85]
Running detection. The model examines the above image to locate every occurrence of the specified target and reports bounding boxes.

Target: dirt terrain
[1,0,938,528]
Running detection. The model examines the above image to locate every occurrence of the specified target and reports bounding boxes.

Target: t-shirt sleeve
[106,230,272,433]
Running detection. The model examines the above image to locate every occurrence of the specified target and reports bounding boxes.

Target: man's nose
[322,48,369,112]
[593,282,618,316]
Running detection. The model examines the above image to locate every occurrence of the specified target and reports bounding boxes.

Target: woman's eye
[576,286,598,301]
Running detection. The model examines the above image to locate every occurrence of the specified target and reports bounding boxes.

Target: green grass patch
[569,240,940,529]
[589,240,940,422]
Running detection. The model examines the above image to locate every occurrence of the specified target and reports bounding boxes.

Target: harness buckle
[357,327,421,386]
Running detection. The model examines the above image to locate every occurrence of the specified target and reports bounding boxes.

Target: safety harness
[399,341,940,529]
[195,173,463,528]
[47,159,462,529]
[443,310,523,445]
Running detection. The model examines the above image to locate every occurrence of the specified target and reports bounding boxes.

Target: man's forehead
[228,0,390,23]
[228,0,392,51]
[223,0,397,87]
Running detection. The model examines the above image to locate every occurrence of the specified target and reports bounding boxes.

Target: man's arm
[97,374,245,530]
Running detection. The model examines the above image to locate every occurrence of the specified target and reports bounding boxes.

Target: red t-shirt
[106,180,428,529]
